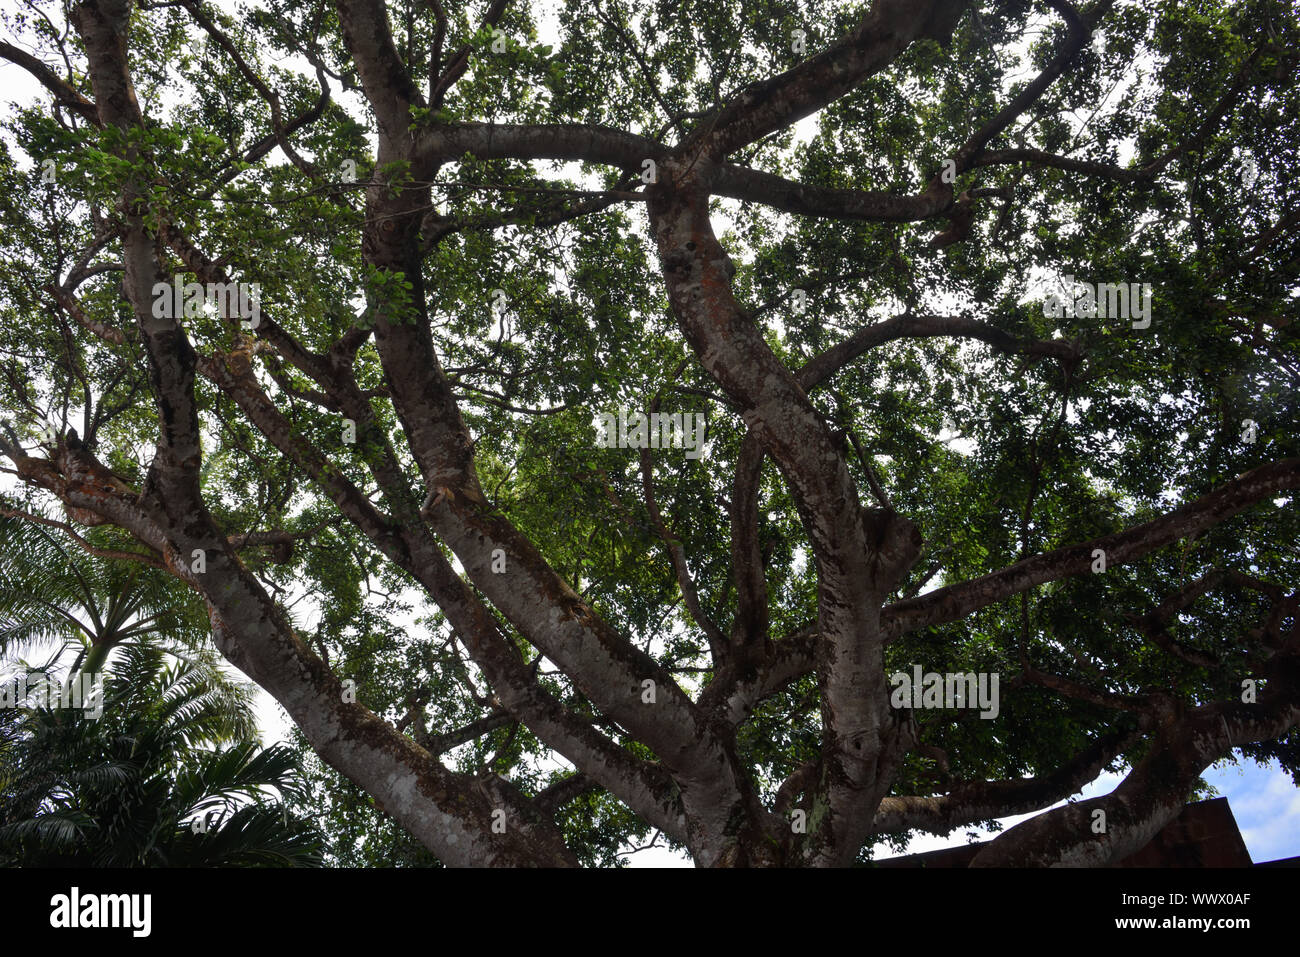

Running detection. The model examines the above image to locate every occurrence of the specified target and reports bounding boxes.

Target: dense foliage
[0,0,1297,866]
[0,643,321,867]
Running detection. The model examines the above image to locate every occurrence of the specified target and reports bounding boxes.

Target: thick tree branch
[697,0,968,160]
[648,175,920,865]
[883,458,1300,638]
[0,40,100,124]
[872,723,1141,836]
[336,0,424,138]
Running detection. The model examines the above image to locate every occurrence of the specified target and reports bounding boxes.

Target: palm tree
[0,513,211,676]
[0,643,322,867]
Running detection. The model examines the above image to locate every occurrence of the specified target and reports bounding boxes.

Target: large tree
[1,0,1297,867]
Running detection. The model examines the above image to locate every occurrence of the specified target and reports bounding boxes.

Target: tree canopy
[1,0,1298,867]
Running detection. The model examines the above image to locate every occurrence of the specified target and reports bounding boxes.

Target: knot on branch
[928,189,974,249]
[865,507,922,592]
